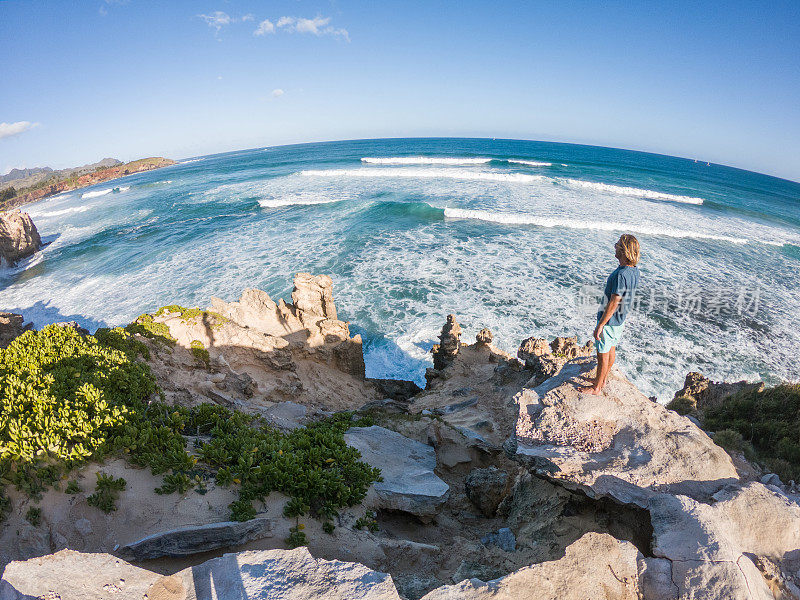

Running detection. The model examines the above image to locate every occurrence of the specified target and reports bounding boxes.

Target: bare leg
[599,346,616,389]
[579,351,608,395]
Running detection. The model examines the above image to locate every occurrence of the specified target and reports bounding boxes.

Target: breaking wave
[258,194,344,208]
[302,168,547,184]
[81,186,129,199]
[443,207,748,244]
[361,157,491,165]
[563,179,704,205]
[508,159,553,167]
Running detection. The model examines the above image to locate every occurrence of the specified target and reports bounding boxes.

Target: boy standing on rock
[580,234,640,395]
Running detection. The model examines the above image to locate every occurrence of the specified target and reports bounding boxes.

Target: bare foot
[578,385,602,395]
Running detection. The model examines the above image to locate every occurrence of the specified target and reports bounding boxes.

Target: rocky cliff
[0,210,41,267]
[1,279,798,600]
[0,157,174,211]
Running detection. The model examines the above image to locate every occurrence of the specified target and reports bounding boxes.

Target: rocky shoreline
[0,157,175,212]
[0,273,798,599]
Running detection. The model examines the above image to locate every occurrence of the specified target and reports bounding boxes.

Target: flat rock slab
[177,546,400,600]
[513,357,738,508]
[119,517,274,561]
[420,532,641,600]
[345,425,449,518]
[0,549,162,600]
[649,483,800,599]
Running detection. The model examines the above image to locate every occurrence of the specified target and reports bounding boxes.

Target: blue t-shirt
[597,265,640,326]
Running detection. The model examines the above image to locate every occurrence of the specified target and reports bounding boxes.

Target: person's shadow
[190,553,247,600]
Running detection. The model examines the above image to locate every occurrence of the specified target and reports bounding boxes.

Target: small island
[0,156,175,212]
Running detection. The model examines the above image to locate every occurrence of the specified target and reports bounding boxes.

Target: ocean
[2,138,799,400]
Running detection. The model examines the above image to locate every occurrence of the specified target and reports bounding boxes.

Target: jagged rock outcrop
[0,210,41,266]
[431,315,462,372]
[510,352,800,599]
[0,312,29,348]
[475,328,493,345]
[512,356,739,508]
[517,335,593,386]
[345,425,449,519]
[144,273,381,413]
[420,532,642,600]
[671,371,765,415]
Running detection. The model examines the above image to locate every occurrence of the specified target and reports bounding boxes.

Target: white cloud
[241,14,254,22]
[271,89,285,98]
[0,121,37,140]
[254,19,275,36]
[275,15,349,41]
[198,11,233,33]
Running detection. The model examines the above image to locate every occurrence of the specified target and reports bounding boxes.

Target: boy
[580,234,640,395]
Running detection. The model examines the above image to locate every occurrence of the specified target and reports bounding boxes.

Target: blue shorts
[596,321,624,353]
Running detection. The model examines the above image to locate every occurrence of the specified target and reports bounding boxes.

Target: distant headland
[0,156,175,211]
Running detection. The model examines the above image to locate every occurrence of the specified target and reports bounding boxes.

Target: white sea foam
[563,179,704,205]
[81,186,129,199]
[302,168,547,184]
[33,205,94,218]
[508,159,553,167]
[179,158,204,164]
[259,195,343,208]
[443,207,749,244]
[82,189,113,199]
[361,156,491,165]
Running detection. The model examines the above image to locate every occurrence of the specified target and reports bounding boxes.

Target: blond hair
[617,234,640,266]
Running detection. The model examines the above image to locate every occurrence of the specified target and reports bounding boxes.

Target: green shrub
[354,510,379,532]
[87,472,126,513]
[0,491,10,521]
[0,325,156,485]
[713,429,744,452]
[322,521,335,534]
[703,384,800,481]
[666,395,697,416]
[65,480,81,495]
[190,340,210,368]
[0,325,382,527]
[285,523,307,548]
[125,314,175,345]
[25,506,41,526]
[155,471,194,495]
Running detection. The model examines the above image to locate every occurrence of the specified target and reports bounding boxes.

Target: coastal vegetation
[704,384,800,482]
[0,323,381,535]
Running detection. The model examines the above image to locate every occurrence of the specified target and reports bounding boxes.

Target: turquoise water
[2,138,799,399]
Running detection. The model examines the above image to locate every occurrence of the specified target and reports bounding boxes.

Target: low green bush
[25,506,41,526]
[87,472,126,513]
[703,384,800,481]
[190,340,210,368]
[0,324,382,527]
[666,395,697,416]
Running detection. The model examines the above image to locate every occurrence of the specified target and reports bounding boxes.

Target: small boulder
[476,328,493,345]
[0,210,41,266]
[0,312,29,348]
[464,466,511,517]
[480,527,516,552]
[345,425,449,519]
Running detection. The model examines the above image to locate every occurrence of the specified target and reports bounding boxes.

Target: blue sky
[1,1,799,181]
